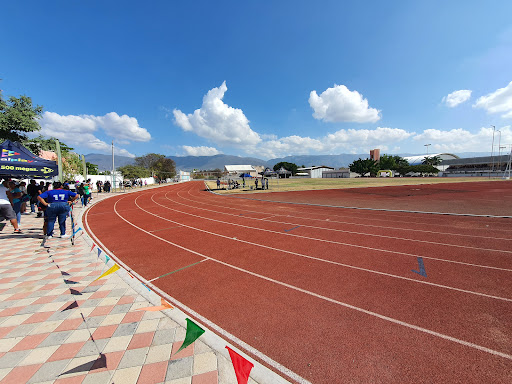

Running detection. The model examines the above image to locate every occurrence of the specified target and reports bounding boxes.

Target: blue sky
[2,1,512,159]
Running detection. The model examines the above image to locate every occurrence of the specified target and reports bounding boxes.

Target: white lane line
[228,192,512,218]
[110,196,311,384]
[186,187,512,240]
[155,192,512,274]
[172,191,512,255]
[115,194,512,363]
[138,193,512,302]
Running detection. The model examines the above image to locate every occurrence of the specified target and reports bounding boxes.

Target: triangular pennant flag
[226,347,254,384]
[161,297,173,309]
[91,244,96,252]
[175,318,205,354]
[93,264,120,281]
[105,255,110,264]
[73,227,82,235]
[136,297,174,312]
[97,248,102,257]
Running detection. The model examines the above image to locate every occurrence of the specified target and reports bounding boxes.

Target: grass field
[204,176,508,194]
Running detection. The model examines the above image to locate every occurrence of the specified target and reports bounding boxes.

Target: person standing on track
[38,181,79,238]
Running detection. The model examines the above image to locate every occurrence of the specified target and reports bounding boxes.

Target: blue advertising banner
[0,140,58,179]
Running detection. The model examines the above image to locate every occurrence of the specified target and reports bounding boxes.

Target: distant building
[322,169,351,178]
[178,170,190,182]
[224,165,258,177]
[441,154,511,177]
[370,149,380,162]
[403,153,459,171]
[297,166,335,178]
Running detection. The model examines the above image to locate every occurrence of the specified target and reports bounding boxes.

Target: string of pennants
[86,240,254,383]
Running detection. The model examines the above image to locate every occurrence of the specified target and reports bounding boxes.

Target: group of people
[0,178,78,238]
[215,177,269,190]
[95,180,112,193]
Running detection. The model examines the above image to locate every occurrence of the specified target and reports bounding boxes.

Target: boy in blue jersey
[37,182,79,238]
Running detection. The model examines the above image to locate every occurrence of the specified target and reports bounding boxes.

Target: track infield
[84,180,512,383]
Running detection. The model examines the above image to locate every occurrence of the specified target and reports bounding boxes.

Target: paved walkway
[0,192,264,384]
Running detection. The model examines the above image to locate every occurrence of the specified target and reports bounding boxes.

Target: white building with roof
[224,165,258,177]
[403,153,459,171]
[297,166,335,178]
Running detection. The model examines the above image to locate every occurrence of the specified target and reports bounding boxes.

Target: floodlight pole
[490,125,496,176]
[424,143,431,156]
[112,141,116,192]
[497,130,502,170]
[81,155,87,181]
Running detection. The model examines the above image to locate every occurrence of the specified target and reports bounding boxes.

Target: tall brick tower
[370,148,380,162]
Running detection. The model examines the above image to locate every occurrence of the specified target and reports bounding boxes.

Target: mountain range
[85,152,493,172]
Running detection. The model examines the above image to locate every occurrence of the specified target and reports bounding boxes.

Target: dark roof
[442,155,509,166]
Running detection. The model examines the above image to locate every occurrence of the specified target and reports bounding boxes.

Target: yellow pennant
[94,264,120,281]
[136,297,174,312]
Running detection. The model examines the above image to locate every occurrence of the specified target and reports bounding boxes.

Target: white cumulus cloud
[442,90,472,107]
[413,126,512,152]
[38,111,151,157]
[473,81,512,119]
[258,127,412,158]
[173,82,261,147]
[182,146,221,156]
[309,84,381,123]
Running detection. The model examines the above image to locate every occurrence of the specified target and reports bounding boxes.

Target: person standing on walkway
[216,178,221,190]
[38,181,79,238]
[0,179,22,233]
[27,180,38,214]
[7,181,23,227]
[84,180,92,204]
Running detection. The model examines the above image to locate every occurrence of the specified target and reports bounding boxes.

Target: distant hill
[84,154,135,171]
[169,154,270,171]
[269,154,368,169]
[85,152,496,172]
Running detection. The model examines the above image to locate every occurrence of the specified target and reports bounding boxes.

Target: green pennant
[175,318,205,354]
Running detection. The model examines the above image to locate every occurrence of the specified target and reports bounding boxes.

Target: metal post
[112,141,116,192]
[81,155,87,181]
[55,139,63,182]
[490,125,496,176]
[497,130,502,170]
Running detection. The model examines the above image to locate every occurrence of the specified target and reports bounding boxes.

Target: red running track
[84,181,512,383]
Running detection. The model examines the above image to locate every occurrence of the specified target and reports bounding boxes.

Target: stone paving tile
[0,194,257,384]
[27,359,71,383]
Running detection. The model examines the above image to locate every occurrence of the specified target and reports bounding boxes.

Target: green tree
[28,135,74,154]
[135,153,164,170]
[410,164,439,176]
[86,162,99,175]
[273,161,298,175]
[0,91,43,152]
[422,156,442,166]
[349,158,379,177]
[118,165,151,179]
[134,153,176,180]
[62,152,82,181]
[153,157,176,180]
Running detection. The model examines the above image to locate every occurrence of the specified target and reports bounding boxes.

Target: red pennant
[226,346,254,384]
[90,244,96,252]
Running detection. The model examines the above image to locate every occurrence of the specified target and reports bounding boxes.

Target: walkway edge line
[82,191,304,384]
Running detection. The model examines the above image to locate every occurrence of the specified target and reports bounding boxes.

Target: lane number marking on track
[412,257,428,278]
